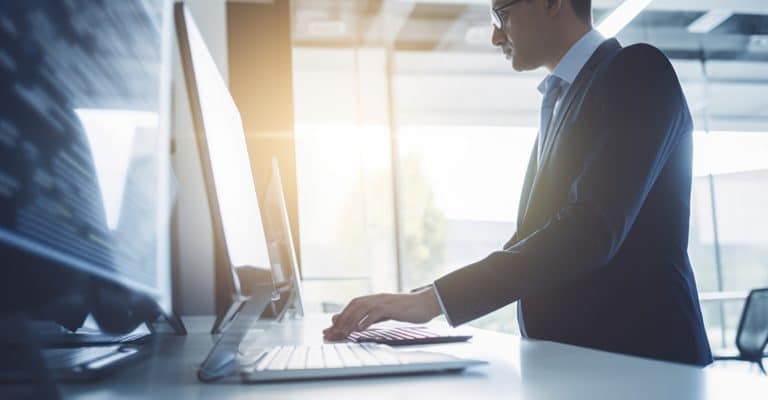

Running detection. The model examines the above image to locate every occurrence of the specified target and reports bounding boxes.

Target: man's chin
[510,57,534,72]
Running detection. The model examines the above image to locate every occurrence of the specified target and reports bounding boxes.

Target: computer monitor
[262,157,304,318]
[174,3,275,334]
[0,0,176,332]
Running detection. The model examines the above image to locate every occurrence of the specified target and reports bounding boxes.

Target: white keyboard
[239,342,484,382]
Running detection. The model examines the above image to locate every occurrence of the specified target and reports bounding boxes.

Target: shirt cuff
[431,283,455,327]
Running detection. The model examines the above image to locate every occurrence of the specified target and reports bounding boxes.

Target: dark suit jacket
[434,39,713,366]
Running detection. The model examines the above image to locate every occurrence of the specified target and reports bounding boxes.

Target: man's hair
[569,0,592,24]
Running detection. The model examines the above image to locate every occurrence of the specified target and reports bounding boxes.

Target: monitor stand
[211,295,248,335]
[149,311,187,336]
[38,310,187,348]
[211,291,281,335]
[274,285,304,322]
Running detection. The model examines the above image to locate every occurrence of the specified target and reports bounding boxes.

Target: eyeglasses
[490,0,523,30]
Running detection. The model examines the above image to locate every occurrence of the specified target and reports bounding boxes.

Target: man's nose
[491,26,505,47]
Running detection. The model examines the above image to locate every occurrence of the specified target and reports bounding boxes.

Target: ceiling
[289,1,768,131]
[291,0,768,61]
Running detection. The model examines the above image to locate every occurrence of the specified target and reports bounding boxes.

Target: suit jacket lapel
[517,139,538,229]
[504,138,538,250]
[517,39,621,232]
[538,39,621,169]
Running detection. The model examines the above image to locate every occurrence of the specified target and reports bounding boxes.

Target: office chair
[713,288,768,374]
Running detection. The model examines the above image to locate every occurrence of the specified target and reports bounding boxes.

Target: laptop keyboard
[347,327,472,346]
[246,343,401,372]
[39,332,152,347]
[43,345,123,369]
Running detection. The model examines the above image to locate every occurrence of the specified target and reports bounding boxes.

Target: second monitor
[261,157,305,319]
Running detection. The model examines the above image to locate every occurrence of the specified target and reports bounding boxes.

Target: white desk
[61,314,768,399]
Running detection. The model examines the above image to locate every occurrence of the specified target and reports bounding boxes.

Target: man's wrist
[416,286,443,319]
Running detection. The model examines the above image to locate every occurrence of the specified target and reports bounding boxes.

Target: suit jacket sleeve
[434,45,692,326]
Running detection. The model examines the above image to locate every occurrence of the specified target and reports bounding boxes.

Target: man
[324,0,712,366]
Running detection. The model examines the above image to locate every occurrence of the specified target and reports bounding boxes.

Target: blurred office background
[174,0,768,354]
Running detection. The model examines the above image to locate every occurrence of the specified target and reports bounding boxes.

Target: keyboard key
[384,330,413,340]
[334,344,363,367]
[305,346,324,369]
[347,326,472,345]
[285,346,309,370]
[362,344,401,365]
[399,328,431,339]
[254,348,280,372]
[350,345,382,366]
[322,345,344,368]
[372,330,401,340]
[348,332,363,339]
[266,346,294,371]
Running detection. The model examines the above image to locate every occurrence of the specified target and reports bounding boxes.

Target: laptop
[174,2,486,383]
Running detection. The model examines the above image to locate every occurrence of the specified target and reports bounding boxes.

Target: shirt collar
[538,29,604,94]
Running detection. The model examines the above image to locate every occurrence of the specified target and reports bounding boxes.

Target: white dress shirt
[538,29,605,115]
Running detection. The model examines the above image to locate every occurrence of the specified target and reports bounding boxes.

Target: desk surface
[61,314,768,399]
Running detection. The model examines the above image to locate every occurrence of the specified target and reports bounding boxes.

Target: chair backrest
[735,288,768,361]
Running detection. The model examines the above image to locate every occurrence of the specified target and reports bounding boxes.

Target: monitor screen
[175,4,272,283]
[0,0,174,313]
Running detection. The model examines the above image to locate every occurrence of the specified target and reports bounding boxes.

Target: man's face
[491,0,551,71]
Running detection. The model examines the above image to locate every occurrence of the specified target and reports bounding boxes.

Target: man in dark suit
[323,0,712,366]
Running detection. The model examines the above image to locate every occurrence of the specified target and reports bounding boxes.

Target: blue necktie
[537,75,567,161]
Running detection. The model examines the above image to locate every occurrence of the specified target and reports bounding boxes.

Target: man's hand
[322,286,443,341]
